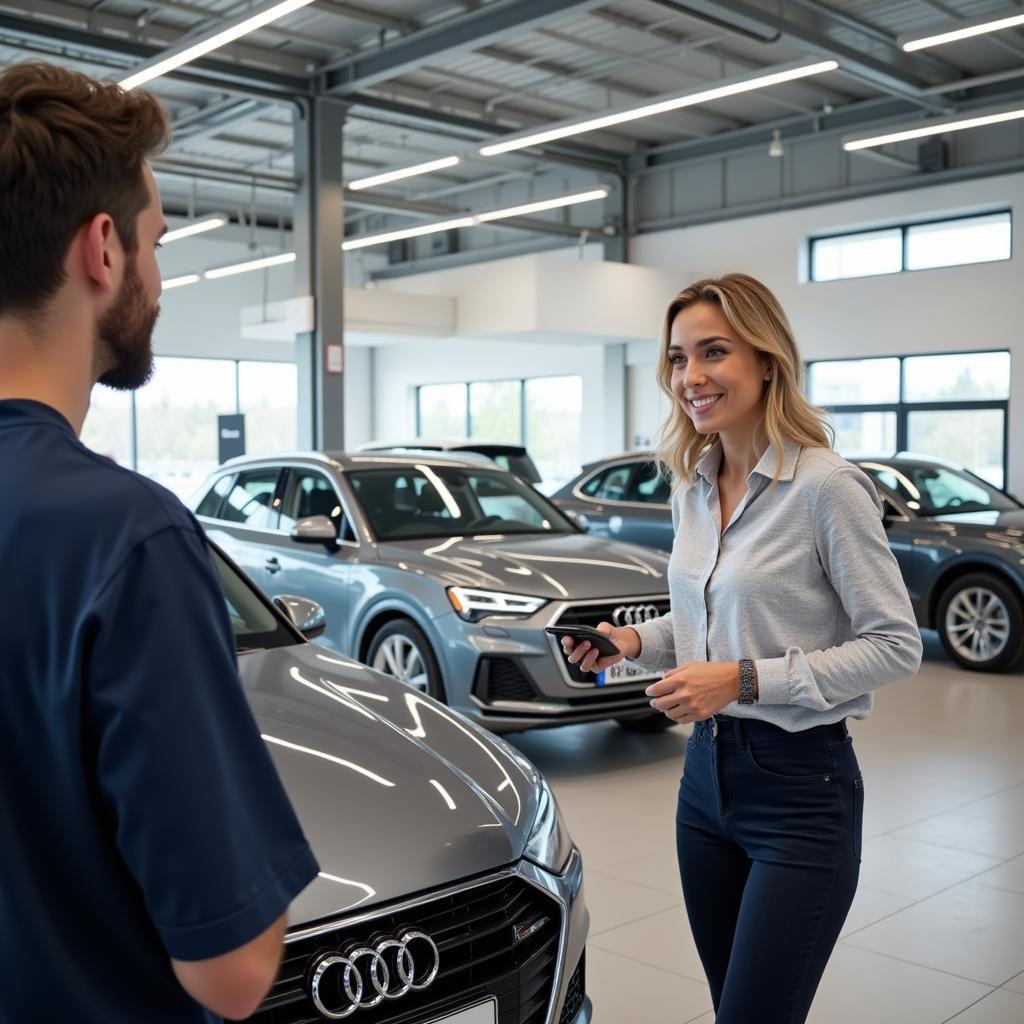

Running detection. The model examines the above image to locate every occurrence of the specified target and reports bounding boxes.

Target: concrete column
[293,97,346,450]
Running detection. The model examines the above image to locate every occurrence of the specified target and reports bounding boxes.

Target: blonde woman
[560,274,921,1023]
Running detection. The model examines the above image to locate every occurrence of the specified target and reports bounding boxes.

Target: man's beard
[96,258,160,391]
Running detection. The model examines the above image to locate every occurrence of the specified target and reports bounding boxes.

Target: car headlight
[524,779,573,874]
[446,587,547,623]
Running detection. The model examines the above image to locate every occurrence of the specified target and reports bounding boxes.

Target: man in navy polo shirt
[0,64,319,1021]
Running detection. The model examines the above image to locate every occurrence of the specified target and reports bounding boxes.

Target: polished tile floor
[509,633,1024,1024]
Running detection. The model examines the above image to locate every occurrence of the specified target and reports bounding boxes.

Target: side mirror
[290,515,339,547]
[563,508,590,532]
[273,595,327,640]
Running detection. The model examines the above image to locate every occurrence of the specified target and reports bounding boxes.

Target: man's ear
[81,213,119,296]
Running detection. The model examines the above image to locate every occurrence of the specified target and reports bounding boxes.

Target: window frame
[278,467,359,547]
[806,350,1010,486]
[809,209,1012,282]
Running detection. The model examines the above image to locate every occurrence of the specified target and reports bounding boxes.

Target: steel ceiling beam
[0,9,311,98]
[323,0,607,95]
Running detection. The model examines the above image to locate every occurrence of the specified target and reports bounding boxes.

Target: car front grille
[557,952,585,1024]
[248,875,562,1024]
[474,657,538,703]
[553,600,669,684]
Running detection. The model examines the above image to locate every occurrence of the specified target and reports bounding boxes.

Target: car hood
[238,644,541,927]
[375,532,669,598]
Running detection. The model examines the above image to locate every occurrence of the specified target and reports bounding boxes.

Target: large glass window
[525,376,582,494]
[810,211,1011,281]
[807,351,1009,485]
[418,383,468,437]
[239,361,298,455]
[80,386,133,467]
[135,357,237,501]
[469,380,522,443]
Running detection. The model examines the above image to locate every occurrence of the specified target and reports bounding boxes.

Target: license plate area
[428,999,498,1024]
[596,661,659,686]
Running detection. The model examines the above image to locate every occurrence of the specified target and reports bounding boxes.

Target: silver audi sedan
[191,452,673,733]
[210,542,590,1024]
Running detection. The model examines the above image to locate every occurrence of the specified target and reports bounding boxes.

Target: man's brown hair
[0,62,169,318]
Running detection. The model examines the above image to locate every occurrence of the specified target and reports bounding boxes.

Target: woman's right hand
[561,622,642,675]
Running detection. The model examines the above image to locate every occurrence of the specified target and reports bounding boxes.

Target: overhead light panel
[478,59,838,157]
[341,187,609,250]
[901,11,1024,52]
[349,156,461,191]
[161,273,200,290]
[161,215,228,244]
[119,0,316,90]
[204,252,296,279]
[844,105,1024,151]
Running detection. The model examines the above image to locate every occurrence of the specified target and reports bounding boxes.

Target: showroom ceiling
[3,0,1024,262]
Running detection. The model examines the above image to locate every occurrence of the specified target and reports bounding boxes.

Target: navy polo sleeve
[85,524,319,961]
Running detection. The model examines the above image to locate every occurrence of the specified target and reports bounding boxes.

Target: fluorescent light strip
[161,273,200,290]
[902,11,1024,52]
[844,106,1024,151]
[342,187,608,250]
[119,0,316,90]
[350,156,461,191]
[479,59,838,156]
[204,252,296,279]
[161,215,228,244]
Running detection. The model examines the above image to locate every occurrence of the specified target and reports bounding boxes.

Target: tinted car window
[630,463,671,504]
[210,547,296,652]
[348,467,573,540]
[581,464,633,501]
[860,462,1017,516]
[220,470,280,528]
[196,474,233,517]
[280,469,349,537]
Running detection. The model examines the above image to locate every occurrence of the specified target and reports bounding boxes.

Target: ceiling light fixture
[901,11,1024,52]
[161,215,228,244]
[769,129,784,158]
[161,273,201,290]
[478,59,838,157]
[349,156,461,191]
[843,104,1024,151]
[119,0,316,90]
[204,252,296,279]
[341,187,609,250]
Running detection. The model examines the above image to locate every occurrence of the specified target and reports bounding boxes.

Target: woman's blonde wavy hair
[655,273,833,489]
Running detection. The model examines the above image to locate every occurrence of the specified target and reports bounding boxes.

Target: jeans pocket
[745,738,835,784]
[852,776,864,861]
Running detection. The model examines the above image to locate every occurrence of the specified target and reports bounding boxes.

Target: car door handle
[265,556,282,574]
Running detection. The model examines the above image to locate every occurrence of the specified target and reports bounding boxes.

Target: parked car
[208,540,590,1024]
[191,452,673,732]
[359,439,543,485]
[554,451,1024,674]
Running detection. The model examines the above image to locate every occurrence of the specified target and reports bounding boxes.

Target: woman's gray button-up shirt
[630,437,923,731]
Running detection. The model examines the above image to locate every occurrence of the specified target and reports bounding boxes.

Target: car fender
[354,594,444,665]
[925,553,1024,628]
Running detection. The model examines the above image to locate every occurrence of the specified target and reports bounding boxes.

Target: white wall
[629,171,1024,492]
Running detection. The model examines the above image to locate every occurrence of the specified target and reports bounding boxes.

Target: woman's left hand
[645,662,741,723]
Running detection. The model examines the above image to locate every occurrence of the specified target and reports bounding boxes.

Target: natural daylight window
[80,357,299,501]
[810,211,1011,282]
[416,375,583,493]
[807,351,1010,488]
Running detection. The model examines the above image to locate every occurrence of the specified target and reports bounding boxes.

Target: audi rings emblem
[308,929,440,1019]
[612,604,660,627]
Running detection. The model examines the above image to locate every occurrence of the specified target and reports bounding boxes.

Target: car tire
[617,712,678,733]
[367,619,447,701]
[936,572,1024,673]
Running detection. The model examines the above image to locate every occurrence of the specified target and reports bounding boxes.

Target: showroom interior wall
[627,170,1024,494]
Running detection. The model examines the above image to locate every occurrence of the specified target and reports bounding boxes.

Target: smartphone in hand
[544,624,620,658]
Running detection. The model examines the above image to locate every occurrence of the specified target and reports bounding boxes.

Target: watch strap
[738,659,757,704]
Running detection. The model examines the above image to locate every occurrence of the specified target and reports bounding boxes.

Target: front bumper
[435,597,669,732]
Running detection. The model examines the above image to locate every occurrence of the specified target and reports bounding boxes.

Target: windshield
[347,466,575,540]
[859,462,1019,517]
[210,546,298,653]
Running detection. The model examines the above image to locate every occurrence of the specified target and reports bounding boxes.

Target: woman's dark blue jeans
[676,715,863,1024]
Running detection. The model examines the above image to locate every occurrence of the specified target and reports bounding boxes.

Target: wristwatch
[738,659,758,704]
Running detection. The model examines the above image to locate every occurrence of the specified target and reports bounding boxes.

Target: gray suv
[211,542,590,1024]
[191,452,672,732]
